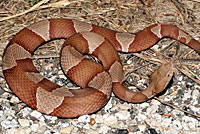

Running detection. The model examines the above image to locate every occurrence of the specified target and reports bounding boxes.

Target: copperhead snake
[2,19,200,118]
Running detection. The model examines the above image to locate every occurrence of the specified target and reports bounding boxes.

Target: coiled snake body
[2,19,200,118]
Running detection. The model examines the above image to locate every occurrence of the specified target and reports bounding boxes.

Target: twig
[0,0,50,22]
[170,0,186,24]
[187,0,200,3]
[39,0,71,9]
[176,65,200,85]
[32,55,59,59]
[132,53,168,64]
[0,0,73,22]
[154,97,200,120]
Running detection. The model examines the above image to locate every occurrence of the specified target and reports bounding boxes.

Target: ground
[0,0,200,134]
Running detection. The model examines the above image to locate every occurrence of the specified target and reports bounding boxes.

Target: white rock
[177,75,183,81]
[54,132,62,134]
[24,128,31,134]
[95,115,104,124]
[10,96,20,103]
[151,99,161,105]
[0,110,4,116]
[5,128,17,134]
[0,111,6,121]
[127,59,133,64]
[30,110,42,119]
[86,129,98,134]
[170,120,182,130]
[83,123,90,130]
[182,116,198,129]
[38,125,47,133]
[150,113,162,127]
[194,84,200,89]
[117,122,125,128]
[5,109,16,116]
[1,119,19,129]
[16,128,25,134]
[137,113,147,121]
[12,119,19,127]
[45,116,57,124]
[115,110,130,120]
[192,89,199,98]
[102,114,109,119]
[104,98,113,111]
[18,119,30,127]
[31,123,39,132]
[104,115,118,125]
[71,127,79,134]
[44,130,52,134]
[50,116,58,121]
[138,124,146,132]
[182,130,199,134]
[78,115,90,123]
[5,128,26,134]
[20,107,31,117]
[60,122,70,128]
[182,122,189,130]
[39,116,45,122]
[140,102,150,108]
[161,118,171,127]
[7,116,13,120]
[79,115,89,123]
[99,125,110,134]
[146,105,159,115]
[60,125,74,134]
[189,106,199,113]
[183,90,192,101]
[118,103,131,110]
[166,128,179,134]
[171,109,183,117]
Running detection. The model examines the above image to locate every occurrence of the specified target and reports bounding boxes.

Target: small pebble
[116,129,129,134]
[86,129,99,134]
[10,96,20,104]
[161,118,171,127]
[24,128,31,134]
[83,123,90,130]
[138,124,146,132]
[60,125,74,134]
[104,98,113,111]
[1,119,18,129]
[0,88,4,95]
[104,115,117,125]
[30,111,42,119]
[99,125,110,134]
[30,124,39,132]
[78,115,90,123]
[18,119,30,127]
[150,113,162,127]
[167,128,179,134]
[137,113,147,120]
[38,124,47,133]
[115,111,130,120]
[118,103,131,110]
[20,108,31,118]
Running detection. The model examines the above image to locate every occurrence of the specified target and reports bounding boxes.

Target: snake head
[150,62,174,94]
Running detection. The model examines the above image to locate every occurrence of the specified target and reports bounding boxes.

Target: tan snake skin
[2,19,200,118]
